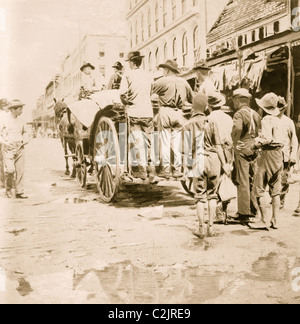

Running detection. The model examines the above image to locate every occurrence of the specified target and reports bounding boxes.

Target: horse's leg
[64,138,70,176]
[70,139,77,179]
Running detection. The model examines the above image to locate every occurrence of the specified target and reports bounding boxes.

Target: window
[274,21,280,34]
[259,27,264,40]
[182,32,188,66]
[193,26,199,58]
[141,14,145,42]
[173,37,177,60]
[155,48,160,68]
[172,0,176,21]
[163,0,167,28]
[148,9,151,38]
[130,24,133,48]
[238,35,243,47]
[148,52,152,71]
[244,34,248,45]
[193,0,198,6]
[181,0,187,14]
[99,51,105,58]
[135,19,138,45]
[252,30,256,42]
[155,3,159,33]
[119,53,124,58]
[164,43,168,61]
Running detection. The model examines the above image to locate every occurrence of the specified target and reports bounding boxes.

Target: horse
[53,99,77,178]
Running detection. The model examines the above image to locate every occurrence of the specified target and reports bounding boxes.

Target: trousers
[156,107,186,172]
[2,143,25,194]
[233,152,257,215]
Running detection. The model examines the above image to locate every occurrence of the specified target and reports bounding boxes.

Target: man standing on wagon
[152,59,194,179]
[0,100,29,199]
[120,51,157,182]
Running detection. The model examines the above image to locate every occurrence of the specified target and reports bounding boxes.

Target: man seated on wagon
[107,62,124,90]
[120,51,157,183]
[79,62,106,99]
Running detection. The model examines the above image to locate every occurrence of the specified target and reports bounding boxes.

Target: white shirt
[208,110,233,145]
[120,68,154,118]
[198,78,216,96]
[0,112,28,144]
[278,114,298,162]
[82,71,106,92]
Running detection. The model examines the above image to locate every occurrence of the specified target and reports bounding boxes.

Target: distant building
[205,0,300,121]
[59,34,128,104]
[126,0,228,75]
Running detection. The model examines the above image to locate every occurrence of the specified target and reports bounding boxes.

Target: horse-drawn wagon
[54,90,195,203]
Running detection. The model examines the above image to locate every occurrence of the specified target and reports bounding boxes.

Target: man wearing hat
[275,96,298,209]
[80,62,106,98]
[0,98,10,188]
[0,100,29,199]
[120,51,156,181]
[193,60,216,95]
[250,93,285,230]
[107,62,124,90]
[231,88,261,223]
[152,59,193,178]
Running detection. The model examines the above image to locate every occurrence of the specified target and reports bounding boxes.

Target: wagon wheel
[93,117,120,203]
[75,142,87,188]
[181,178,195,198]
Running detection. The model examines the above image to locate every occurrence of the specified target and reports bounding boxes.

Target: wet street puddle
[248,252,289,282]
[73,260,227,304]
[17,278,33,297]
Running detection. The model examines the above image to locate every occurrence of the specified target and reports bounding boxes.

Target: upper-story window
[193,26,199,58]
[163,0,168,28]
[172,0,177,21]
[141,14,145,42]
[193,0,198,6]
[173,37,177,61]
[163,43,168,61]
[155,3,159,33]
[135,19,138,45]
[148,9,151,38]
[181,0,187,14]
[148,52,152,71]
[155,48,160,68]
[182,32,188,66]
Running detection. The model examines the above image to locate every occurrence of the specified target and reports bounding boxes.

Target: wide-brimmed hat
[232,88,252,99]
[125,51,145,62]
[80,62,95,72]
[112,62,124,70]
[277,96,288,111]
[193,60,211,71]
[0,98,9,108]
[9,99,25,110]
[158,59,180,74]
[208,92,226,109]
[255,93,280,117]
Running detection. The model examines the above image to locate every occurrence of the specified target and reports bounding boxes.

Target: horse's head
[54,98,68,121]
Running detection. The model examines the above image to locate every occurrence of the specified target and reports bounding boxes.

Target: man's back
[120,68,153,118]
[232,106,261,145]
[152,75,193,109]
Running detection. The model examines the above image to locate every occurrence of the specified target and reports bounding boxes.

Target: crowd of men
[1,50,299,240]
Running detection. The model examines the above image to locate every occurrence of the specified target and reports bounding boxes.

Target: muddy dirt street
[0,138,300,304]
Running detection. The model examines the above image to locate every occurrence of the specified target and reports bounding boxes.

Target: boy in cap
[120,51,157,182]
[152,59,194,178]
[183,93,232,238]
[107,62,124,90]
[250,93,285,230]
[231,88,261,223]
[0,100,29,198]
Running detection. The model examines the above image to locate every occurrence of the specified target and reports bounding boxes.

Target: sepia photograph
[0,0,300,306]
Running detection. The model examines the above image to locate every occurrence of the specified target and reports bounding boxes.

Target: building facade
[59,34,128,104]
[126,0,228,78]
